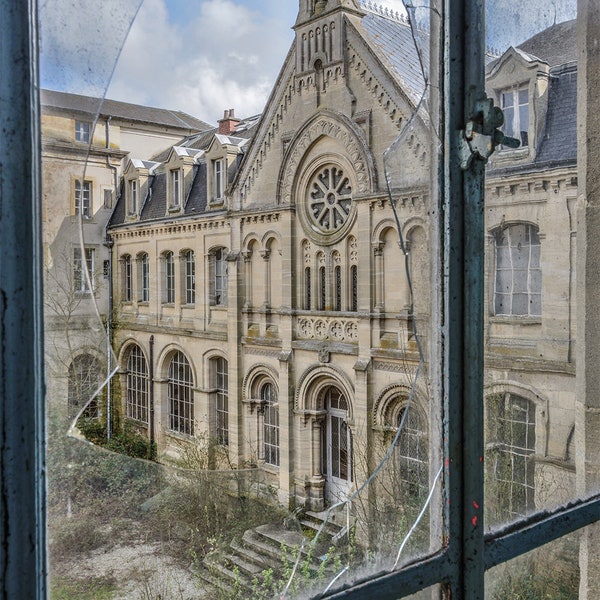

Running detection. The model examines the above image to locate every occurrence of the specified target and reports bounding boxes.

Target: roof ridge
[359,0,408,24]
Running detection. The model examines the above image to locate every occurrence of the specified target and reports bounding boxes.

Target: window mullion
[444,0,486,597]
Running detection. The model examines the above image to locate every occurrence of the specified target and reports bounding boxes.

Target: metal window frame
[1,2,599,599]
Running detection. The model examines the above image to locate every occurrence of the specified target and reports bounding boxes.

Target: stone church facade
[107,0,579,521]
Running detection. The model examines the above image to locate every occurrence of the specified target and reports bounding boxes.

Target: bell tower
[294,0,364,76]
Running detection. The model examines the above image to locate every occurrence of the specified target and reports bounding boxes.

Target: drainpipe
[103,235,114,440]
[105,116,118,195]
[103,116,117,441]
[149,335,155,459]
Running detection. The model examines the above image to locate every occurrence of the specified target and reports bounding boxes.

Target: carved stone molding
[296,317,358,342]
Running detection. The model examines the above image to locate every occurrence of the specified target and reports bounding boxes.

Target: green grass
[50,576,119,600]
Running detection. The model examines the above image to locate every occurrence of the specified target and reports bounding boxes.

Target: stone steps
[197,512,344,597]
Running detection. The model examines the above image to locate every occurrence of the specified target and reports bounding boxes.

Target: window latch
[459,97,520,170]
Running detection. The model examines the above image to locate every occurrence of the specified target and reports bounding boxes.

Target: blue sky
[40,0,576,125]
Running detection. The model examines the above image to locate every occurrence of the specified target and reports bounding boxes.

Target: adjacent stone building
[42,89,210,419]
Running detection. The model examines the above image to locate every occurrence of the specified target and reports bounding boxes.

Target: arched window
[213,357,228,445]
[350,264,358,312]
[163,251,175,304]
[394,407,428,499]
[183,250,195,304]
[319,265,326,310]
[487,393,536,522]
[493,223,541,316]
[122,254,132,302]
[126,345,148,423]
[167,351,193,435]
[68,354,101,418]
[304,266,311,310]
[137,253,149,302]
[334,264,342,311]
[262,383,279,466]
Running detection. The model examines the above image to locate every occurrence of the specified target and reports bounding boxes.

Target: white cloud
[107,0,295,124]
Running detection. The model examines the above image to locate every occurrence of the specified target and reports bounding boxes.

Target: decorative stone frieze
[296,317,358,342]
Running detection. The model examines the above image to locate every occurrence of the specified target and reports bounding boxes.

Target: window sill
[489,315,541,325]
[181,303,196,309]
[261,462,280,475]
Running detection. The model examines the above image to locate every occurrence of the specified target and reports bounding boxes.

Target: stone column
[576,2,600,597]
[372,242,384,311]
[260,249,271,308]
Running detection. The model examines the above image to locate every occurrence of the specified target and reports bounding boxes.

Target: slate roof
[41,89,212,132]
[360,9,428,106]
[535,64,577,166]
[517,20,577,68]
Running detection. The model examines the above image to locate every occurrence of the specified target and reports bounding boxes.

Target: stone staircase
[197,510,348,597]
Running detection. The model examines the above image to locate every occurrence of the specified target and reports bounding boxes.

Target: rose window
[308,167,352,232]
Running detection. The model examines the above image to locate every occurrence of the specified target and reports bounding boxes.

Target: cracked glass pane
[41,0,599,598]
[484,0,599,596]
[42,1,447,598]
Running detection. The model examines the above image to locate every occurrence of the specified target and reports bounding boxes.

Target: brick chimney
[218,108,240,135]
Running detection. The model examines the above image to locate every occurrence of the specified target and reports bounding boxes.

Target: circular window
[307,166,352,233]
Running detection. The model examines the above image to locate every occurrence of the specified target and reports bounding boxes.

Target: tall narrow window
[350,264,358,312]
[213,357,228,446]
[129,179,138,215]
[487,393,536,523]
[319,265,326,310]
[126,345,148,423]
[304,266,311,310]
[334,265,342,311]
[122,255,132,302]
[213,248,227,306]
[171,169,181,207]
[68,354,100,418]
[395,407,428,499]
[74,120,90,143]
[184,250,195,304]
[213,159,224,201]
[163,251,175,304]
[75,180,91,218]
[138,253,149,302]
[262,383,279,466]
[494,223,541,316]
[168,351,194,435]
[73,246,94,294]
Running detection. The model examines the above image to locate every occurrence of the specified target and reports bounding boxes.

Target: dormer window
[75,120,90,143]
[170,169,181,208]
[128,180,138,215]
[213,159,224,202]
[501,87,529,147]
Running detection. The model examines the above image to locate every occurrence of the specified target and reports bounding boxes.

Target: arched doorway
[321,387,352,503]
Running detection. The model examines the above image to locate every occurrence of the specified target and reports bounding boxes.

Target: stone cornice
[110,218,229,241]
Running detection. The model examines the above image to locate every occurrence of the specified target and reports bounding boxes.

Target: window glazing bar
[484,495,600,570]
[0,1,46,598]
[443,0,486,597]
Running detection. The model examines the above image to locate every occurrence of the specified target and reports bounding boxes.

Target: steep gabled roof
[517,20,577,68]
[41,89,212,132]
[360,8,427,106]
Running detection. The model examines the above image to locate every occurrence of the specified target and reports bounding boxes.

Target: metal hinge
[459,97,520,170]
